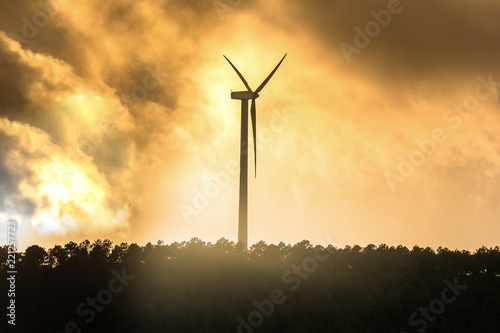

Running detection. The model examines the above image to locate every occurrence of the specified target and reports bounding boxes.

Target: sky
[0,0,499,251]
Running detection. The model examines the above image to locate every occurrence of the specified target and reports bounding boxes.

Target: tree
[23,245,47,267]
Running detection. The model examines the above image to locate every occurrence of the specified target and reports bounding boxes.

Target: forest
[1,239,499,333]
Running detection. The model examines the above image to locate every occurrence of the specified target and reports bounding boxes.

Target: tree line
[1,239,499,332]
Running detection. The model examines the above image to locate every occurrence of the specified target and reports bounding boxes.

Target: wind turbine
[224,53,287,250]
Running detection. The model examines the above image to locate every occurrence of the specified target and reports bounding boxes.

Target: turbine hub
[231,91,259,100]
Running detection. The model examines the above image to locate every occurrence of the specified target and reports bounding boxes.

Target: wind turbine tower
[224,53,287,250]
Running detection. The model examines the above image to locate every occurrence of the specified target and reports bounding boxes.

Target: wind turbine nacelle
[231,91,258,100]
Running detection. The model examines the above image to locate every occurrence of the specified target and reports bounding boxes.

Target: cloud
[262,0,500,82]
[0,32,133,242]
[0,0,227,246]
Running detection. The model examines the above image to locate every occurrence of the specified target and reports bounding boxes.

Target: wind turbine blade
[223,55,253,92]
[251,99,257,178]
[255,53,287,94]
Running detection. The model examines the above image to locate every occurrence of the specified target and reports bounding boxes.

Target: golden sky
[0,0,499,251]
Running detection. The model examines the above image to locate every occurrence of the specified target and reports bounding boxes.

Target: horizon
[5,236,498,254]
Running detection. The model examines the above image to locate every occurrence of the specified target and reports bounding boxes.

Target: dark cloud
[261,0,500,83]
[0,35,77,146]
[0,0,224,112]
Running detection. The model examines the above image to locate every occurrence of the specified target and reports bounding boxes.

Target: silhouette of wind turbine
[224,53,287,250]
